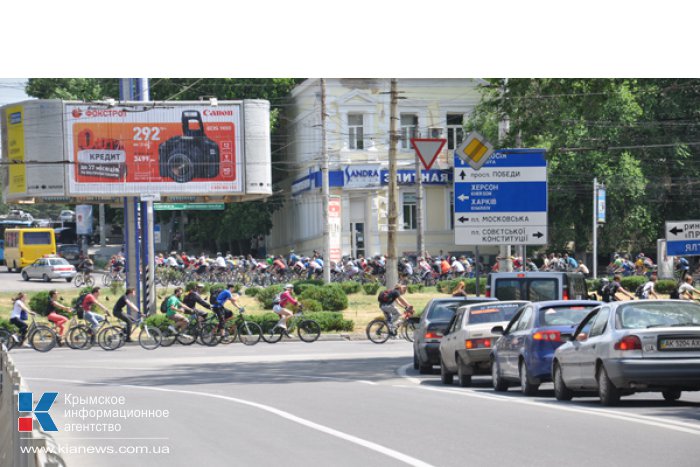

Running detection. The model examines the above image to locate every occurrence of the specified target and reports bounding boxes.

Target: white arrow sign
[457,194,469,202]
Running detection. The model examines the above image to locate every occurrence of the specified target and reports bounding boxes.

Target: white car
[59,210,75,223]
[21,257,76,282]
[439,301,530,386]
[553,300,700,405]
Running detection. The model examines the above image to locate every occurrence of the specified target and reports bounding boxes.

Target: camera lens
[167,153,195,183]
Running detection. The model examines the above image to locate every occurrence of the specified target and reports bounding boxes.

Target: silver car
[21,257,77,282]
[439,301,529,386]
[553,300,700,405]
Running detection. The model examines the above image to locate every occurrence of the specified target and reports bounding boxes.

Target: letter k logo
[18,392,58,432]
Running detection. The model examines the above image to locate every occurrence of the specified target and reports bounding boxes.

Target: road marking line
[26,377,432,467]
[393,374,700,436]
[397,363,422,385]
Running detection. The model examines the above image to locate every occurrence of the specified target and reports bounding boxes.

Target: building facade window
[402,191,417,230]
[447,113,465,150]
[400,114,418,149]
[348,114,364,150]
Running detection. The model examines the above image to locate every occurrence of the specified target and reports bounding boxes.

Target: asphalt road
[8,341,700,467]
[0,269,78,292]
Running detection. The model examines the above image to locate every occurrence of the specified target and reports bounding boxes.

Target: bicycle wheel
[102,273,113,286]
[28,326,57,352]
[297,320,321,343]
[198,322,220,346]
[85,275,95,287]
[138,326,162,350]
[73,274,84,288]
[402,320,417,342]
[160,327,178,347]
[68,325,93,350]
[366,319,390,344]
[260,320,280,343]
[0,329,15,350]
[237,321,262,346]
[176,325,197,345]
[98,326,124,351]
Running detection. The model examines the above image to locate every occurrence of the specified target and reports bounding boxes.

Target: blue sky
[0,78,30,106]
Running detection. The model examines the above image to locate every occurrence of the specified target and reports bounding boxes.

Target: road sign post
[411,138,446,257]
[454,149,548,246]
[665,221,700,256]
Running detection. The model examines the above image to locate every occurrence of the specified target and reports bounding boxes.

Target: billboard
[65,104,244,196]
[75,204,93,235]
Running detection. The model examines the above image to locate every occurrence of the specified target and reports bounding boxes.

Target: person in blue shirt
[213,284,242,334]
[563,253,578,271]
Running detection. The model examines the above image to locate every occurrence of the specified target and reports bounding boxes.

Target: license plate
[659,338,700,350]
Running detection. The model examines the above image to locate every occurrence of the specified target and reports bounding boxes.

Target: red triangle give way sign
[411,138,446,171]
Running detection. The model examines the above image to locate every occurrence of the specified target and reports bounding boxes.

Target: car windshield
[426,301,464,321]
[468,303,522,324]
[539,305,596,326]
[616,302,700,329]
[49,258,70,266]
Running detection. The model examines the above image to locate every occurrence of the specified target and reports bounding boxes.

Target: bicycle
[67,314,113,350]
[97,313,163,350]
[73,270,95,288]
[0,313,58,352]
[261,308,321,344]
[217,307,263,346]
[159,313,205,347]
[102,269,125,286]
[366,306,416,344]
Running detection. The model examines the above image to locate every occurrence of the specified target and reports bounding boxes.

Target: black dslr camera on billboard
[159,111,220,183]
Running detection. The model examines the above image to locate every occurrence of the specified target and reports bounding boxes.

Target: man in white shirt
[215,252,227,270]
[679,275,700,300]
[451,256,465,275]
[641,273,659,299]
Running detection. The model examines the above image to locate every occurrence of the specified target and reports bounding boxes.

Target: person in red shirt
[83,287,112,331]
[273,284,298,330]
[440,257,451,279]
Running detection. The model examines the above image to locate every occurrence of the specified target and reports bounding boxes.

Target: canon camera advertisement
[65,104,243,195]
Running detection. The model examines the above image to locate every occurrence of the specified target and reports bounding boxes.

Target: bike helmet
[284,283,294,289]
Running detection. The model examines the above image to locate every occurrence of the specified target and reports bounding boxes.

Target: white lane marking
[26,377,431,467]
[397,363,421,385]
[393,380,700,437]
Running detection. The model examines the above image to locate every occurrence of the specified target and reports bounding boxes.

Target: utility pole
[497,78,512,272]
[415,130,425,260]
[321,78,331,284]
[593,177,598,279]
[386,79,399,288]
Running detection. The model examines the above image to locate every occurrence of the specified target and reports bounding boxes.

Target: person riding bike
[378,284,413,332]
[164,287,193,333]
[213,284,243,335]
[113,288,140,342]
[183,284,212,320]
[47,290,71,345]
[273,284,299,330]
[82,287,113,331]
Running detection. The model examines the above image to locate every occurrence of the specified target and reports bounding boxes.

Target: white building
[268,78,498,261]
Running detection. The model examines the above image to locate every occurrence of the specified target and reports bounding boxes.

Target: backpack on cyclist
[634,284,645,299]
[598,283,612,303]
[74,292,89,319]
[669,288,681,300]
[160,295,174,314]
[209,288,222,306]
[377,289,393,304]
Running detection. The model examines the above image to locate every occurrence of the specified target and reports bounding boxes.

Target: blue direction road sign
[666,221,700,256]
[454,149,548,245]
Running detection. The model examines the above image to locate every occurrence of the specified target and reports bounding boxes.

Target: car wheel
[491,358,508,392]
[22,271,29,281]
[457,356,472,387]
[42,274,51,282]
[66,278,72,282]
[440,356,454,385]
[413,352,419,370]
[597,365,621,406]
[553,362,573,401]
[519,360,540,396]
[662,390,681,402]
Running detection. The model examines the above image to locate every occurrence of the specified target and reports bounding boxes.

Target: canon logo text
[203,110,234,116]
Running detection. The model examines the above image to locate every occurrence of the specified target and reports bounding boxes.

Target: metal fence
[0,345,66,467]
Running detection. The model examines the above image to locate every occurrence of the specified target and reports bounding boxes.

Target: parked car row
[414,293,700,406]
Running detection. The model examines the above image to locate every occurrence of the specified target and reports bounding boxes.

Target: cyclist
[641,273,660,300]
[164,287,192,333]
[274,283,298,330]
[450,256,465,276]
[9,292,34,346]
[113,288,140,342]
[213,284,243,335]
[82,287,112,331]
[183,284,212,320]
[679,275,700,300]
[47,290,71,344]
[77,254,94,280]
[676,256,690,281]
[378,284,412,332]
[609,274,635,301]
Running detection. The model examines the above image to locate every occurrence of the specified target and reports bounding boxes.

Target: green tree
[468,79,700,257]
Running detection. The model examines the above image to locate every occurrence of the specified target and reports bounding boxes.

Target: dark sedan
[413,296,497,374]
[490,300,601,395]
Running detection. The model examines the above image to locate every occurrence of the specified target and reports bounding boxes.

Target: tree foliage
[468,79,700,256]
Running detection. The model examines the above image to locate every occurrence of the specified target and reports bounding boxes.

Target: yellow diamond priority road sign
[456,131,495,170]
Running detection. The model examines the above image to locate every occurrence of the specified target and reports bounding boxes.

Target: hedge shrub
[656,279,677,295]
[407,284,424,294]
[363,282,381,295]
[293,279,323,295]
[144,314,174,332]
[340,281,362,294]
[619,276,647,292]
[29,291,51,316]
[244,287,261,297]
[256,285,284,309]
[0,318,18,333]
[437,278,487,294]
[245,311,353,332]
[300,299,323,312]
[300,284,348,311]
